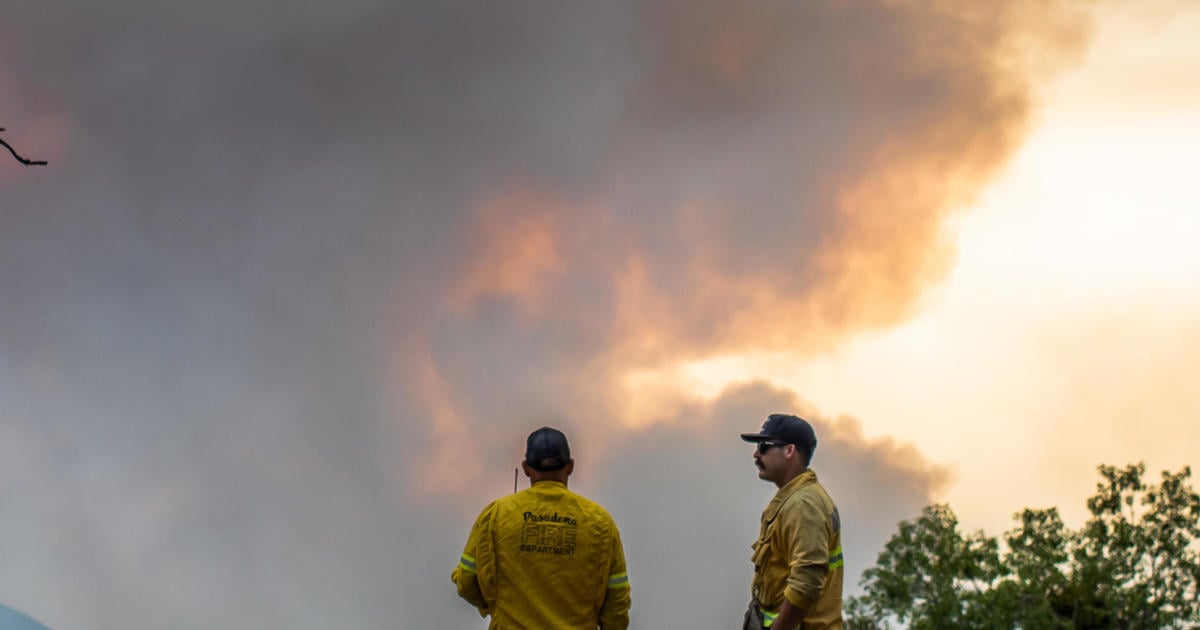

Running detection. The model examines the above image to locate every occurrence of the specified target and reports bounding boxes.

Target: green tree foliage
[848,464,1200,629]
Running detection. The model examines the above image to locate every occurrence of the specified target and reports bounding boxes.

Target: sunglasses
[756,441,790,454]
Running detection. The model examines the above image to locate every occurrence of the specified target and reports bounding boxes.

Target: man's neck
[775,466,808,489]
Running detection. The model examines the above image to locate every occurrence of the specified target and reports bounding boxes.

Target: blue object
[0,603,50,630]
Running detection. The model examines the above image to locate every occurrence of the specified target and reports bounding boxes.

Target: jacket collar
[763,469,816,520]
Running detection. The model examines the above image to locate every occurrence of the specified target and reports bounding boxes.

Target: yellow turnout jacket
[751,470,843,629]
[452,480,631,629]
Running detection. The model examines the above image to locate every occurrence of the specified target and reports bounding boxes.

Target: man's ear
[564,459,575,476]
[521,461,533,477]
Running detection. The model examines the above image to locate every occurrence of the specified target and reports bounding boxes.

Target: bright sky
[673,2,1200,534]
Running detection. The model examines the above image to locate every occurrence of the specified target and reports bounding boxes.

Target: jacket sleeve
[451,502,493,616]
[598,522,631,630]
[781,495,830,610]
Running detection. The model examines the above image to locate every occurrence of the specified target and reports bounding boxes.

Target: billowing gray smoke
[2,1,1092,627]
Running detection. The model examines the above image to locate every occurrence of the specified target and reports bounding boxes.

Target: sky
[674,0,1200,532]
[1,1,1197,628]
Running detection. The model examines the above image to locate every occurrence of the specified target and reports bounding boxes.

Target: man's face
[753,440,792,484]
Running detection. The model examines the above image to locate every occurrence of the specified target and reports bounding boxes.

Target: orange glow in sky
[625,2,1200,533]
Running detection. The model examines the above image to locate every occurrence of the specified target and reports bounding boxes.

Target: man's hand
[770,600,805,629]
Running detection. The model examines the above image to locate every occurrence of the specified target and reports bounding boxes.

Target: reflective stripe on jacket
[452,480,631,629]
[751,470,843,629]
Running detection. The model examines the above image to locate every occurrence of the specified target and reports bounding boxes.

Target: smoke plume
[1,1,1094,627]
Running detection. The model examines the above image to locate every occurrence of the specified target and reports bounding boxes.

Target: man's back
[454,481,631,629]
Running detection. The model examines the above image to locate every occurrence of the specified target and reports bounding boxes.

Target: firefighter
[452,427,631,629]
[741,414,843,629]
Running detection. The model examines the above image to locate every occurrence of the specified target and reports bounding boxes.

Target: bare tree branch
[0,127,48,165]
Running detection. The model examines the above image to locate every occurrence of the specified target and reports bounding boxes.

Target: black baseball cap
[740,413,817,453]
[525,426,571,471]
